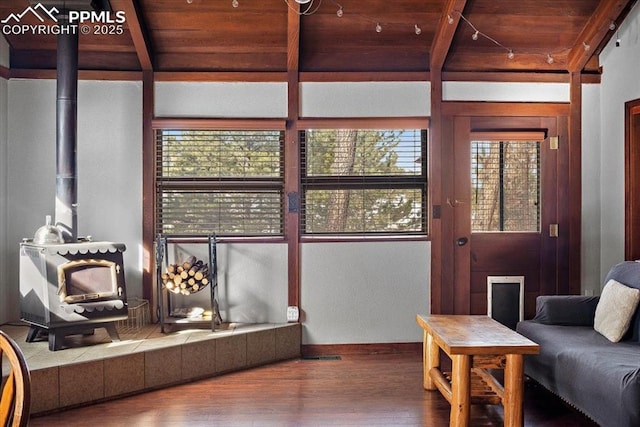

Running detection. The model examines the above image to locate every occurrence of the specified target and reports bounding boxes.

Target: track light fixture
[609,21,616,31]
[414,24,422,35]
[507,49,514,60]
[447,14,454,24]
[336,6,343,17]
[375,22,382,33]
[546,53,554,64]
[471,30,479,40]
[583,41,590,51]
[231,0,238,7]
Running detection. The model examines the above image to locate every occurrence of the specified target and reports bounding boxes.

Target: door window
[471,140,540,232]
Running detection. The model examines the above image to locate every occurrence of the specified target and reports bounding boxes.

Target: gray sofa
[516,261,640,427]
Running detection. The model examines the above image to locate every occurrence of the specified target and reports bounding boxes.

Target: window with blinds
[471,140,540,232]
[156,129,285,237]
[300,129,427,235]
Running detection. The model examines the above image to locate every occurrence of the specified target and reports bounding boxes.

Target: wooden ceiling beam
[112,0,153,71]
[285,2,301,310]
[9,68,142,80]
[567,0,630,73]
[430,0,468,71]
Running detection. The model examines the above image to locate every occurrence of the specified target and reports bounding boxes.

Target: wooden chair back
[0,330,31,427]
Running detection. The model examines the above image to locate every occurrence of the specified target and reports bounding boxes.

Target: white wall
[581,84,602,294]
[301,241,430,344]
[598,3,640,283]
[5,79,143,320]
[155,82,287,118]
[163,243,288,323]
[300,82,431,117]
[0,35,8,68]
[0,36,8,324]
[443,82,570,102]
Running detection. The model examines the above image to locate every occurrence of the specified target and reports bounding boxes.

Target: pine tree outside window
[300,128,427,236]
[155,129,285,237]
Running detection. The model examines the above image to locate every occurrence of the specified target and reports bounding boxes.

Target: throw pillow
[594,279,640,342]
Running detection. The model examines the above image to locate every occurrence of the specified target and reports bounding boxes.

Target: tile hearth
[0,321,301,415]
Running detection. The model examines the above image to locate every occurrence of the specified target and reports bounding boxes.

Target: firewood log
[182,255,196,270]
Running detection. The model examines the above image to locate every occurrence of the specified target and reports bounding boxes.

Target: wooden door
[451,116,566,319]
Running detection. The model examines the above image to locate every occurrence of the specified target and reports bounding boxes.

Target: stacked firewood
[160,255,209,295]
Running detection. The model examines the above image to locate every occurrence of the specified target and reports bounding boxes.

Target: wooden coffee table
[416,315,539,427]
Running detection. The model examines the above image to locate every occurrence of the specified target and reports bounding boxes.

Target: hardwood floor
[30,353,597,426]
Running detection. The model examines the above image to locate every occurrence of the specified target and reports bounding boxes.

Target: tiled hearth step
[1,322,301,415]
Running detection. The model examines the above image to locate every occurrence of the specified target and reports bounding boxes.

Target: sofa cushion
[517,320,640,427]
[533,295,599,326]
[604,261,640,341]
[594,279,640,342]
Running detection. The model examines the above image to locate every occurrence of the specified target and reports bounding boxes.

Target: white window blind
[300,129,427,235]
[156,129,285,237]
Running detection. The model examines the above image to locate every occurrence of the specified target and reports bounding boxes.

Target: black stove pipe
[55,14,78,243]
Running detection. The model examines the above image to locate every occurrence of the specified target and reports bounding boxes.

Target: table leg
[424,331,439,390]
[450,354,471,427]
[503,354,525,427]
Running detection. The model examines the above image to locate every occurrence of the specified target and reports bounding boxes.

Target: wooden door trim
[453,116,471,314]
[435,110,574,316]
[625,98,640,260]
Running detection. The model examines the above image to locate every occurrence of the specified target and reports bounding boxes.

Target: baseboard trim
[302,342,421,357]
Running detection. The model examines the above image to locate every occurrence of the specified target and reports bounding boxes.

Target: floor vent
[301,355,342,361]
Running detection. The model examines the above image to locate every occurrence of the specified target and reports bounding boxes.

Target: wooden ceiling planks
[0,0,636,78]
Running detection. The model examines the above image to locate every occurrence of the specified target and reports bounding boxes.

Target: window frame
[152,118,287,242]
[298,118,429,240]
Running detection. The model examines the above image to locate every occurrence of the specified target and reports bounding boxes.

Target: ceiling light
[375,22,382,33]
[583,41,590,51]
[336,6,343,17]
[295,0,312,3]
[471,30,479,41]
[609,21,616,31]
[414,24,421,35]
[231,0,238,7]
[546,53,554,64]
[447,14,454,24]
[507,50,514,60]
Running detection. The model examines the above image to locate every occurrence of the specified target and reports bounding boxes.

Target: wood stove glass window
[58,259,119,303]
[155,129,285,237]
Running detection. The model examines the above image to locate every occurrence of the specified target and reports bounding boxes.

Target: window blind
[156,129,285,237]
[300,129,427,235]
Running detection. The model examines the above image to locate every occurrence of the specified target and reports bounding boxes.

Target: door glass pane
[471,140,540,232]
